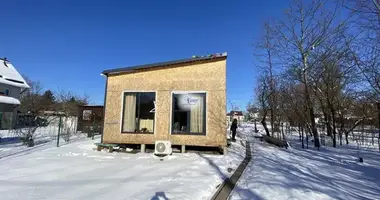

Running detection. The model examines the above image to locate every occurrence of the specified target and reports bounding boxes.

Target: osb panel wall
[103,59,227,147]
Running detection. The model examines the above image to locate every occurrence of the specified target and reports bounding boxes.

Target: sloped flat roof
[101,52,227,76]
[0,58,30,89]
[79,105,104,108]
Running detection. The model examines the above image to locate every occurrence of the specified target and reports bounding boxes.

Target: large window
[122,92,155,133]
[171,92,206,135]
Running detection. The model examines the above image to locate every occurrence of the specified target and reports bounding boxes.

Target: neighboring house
[0,58,30,129]
[227,111,244,123]
[101,53,227,152]
[77,105,104,133]
[249,112,259,120]
[41,111,77,128]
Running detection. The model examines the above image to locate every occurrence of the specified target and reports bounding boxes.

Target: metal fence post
[57,116,62,147]
[92,116,95,140]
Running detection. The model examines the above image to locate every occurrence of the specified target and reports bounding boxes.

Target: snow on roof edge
[0,95,21,105]
[0,59,30,89]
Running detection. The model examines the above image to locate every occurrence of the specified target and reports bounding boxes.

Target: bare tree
[267,0,349,148]
[19,77,44,116]
[346,0,380,29]
[54,89,89,142]
[256,74,271,136]
[345,0,380,97]
[16,77,46,146]
[254,23,281,137]
[308,32,360,147]
[252,0,378,150]
[345,0,380,151]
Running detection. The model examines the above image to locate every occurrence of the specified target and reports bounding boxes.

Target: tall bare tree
[267,0,349,148]
[17,77,48,146]
[347,0,380,151]
[345,0,380,97]
[254,23,280,137]
[256,74,271,136]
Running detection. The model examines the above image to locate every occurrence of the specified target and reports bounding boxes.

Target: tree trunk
[344,118,365,145]
[261,110,270,137]
[325,113,333,137]
[299,123,302,141]
[301,125,305,149]
[331,107,337,148]
[333,126,337,147]
[281,123,286,141]
[377,102,380,152]
[270,107,275,137]
[309,104,319,148]
[339,117,344,146]
[302,56,319,149]
[362,121,365,145]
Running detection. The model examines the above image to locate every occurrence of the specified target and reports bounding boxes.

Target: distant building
[0,58,30,129]
[77,105,104,133]
[227,110,244,123]
[249,112,259,119]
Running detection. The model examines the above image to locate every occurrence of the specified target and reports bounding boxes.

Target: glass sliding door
[121,92,155,133]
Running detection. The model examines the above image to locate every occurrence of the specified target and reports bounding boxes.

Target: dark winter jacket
[230,122,238,131]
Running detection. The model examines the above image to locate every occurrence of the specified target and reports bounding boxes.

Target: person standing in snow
[230,119,238,141]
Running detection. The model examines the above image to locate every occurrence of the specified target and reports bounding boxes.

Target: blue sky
[0,0,290,111]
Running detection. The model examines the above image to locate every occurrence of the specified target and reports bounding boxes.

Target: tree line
[18,76,90,124]
[250,0,379,149]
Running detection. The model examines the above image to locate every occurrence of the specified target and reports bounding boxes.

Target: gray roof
[101,52,227,75]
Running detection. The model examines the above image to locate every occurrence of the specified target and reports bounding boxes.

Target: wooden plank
[94,143,118,147]
[211,141,252,200]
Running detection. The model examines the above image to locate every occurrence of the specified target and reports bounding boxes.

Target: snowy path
[0,131,247,200]
[229,124,380,200]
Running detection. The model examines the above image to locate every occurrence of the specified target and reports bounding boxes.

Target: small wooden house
[101,53,227,153]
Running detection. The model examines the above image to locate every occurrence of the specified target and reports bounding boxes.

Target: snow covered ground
[230,124,380,200]
[0,129,247,200]
[0,125,89,159]
[3,123,377,200]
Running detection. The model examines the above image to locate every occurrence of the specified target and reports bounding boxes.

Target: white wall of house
[0,59,30,129]
[0,83,22,99]
[0,83,22,129]
[47,116,78,134]
[227,115,245,124]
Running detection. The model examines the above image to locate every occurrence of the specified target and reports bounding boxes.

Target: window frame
[120,90,157,135]
[82,110,93,121]
[170,91,207,136]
